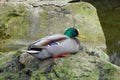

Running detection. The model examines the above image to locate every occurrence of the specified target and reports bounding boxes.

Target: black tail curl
[28,47,42,51]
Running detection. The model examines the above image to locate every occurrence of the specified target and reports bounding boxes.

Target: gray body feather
[27,34,80,59]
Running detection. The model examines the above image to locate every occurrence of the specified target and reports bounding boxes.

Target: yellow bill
[78,34,86,39]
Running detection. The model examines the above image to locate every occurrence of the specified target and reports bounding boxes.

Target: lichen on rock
[0,1,120,80]
[1,45,120,80]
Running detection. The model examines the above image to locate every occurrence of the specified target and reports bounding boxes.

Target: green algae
[0,4,29,52]
[0,47,120,80]
[98,62,120,80]
[0,1,120,80]
[0,4,29,40]
[64,2,105,43]
[30,59,74,80]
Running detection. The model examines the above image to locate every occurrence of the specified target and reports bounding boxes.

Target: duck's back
[28,34,68,49]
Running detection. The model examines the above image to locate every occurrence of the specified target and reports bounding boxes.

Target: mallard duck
[27,28,85,59]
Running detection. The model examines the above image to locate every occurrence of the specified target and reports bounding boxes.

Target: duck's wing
[28,34,68,50]
[46,38,80,56]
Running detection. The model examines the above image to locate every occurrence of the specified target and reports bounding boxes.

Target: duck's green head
[64,28,79,38]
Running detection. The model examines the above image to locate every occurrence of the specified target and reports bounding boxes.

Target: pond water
[84,0,120,66]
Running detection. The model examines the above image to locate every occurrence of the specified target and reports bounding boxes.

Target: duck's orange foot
[52,53,70,58]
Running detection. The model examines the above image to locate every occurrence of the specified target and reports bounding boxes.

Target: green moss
[0,51,21,68]
[0,52,14,67]
[53,60,74,80]
[0,51,26,80]
[0,4,30,52]
[30,59,74,80]
[0,6,11,44]
[64,2,105,42]
[0,2,119,80]
[0,50,120,80]
[7,5,29,39]
[71,66,99,80]
[0,4,29,40]
[66,2,96,15]
[98,62,120,80]
[30,71,46,80]
[0,72,19,80]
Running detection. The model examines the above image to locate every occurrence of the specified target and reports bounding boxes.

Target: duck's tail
[27,50,40,54]
[27,47,43,54]
[28,47,42,51]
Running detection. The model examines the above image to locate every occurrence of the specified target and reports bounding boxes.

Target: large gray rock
[0,1,106,51]
[0,1,120,80]
[1,45,120,80]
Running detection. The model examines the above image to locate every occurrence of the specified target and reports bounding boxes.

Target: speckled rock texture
[0,1,120,80]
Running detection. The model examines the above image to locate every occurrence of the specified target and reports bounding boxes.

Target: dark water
[83,0,120,66]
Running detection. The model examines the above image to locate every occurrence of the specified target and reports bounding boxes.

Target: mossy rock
[0,1,120,80]
[0,2,106,52]
[0,45,120,80]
